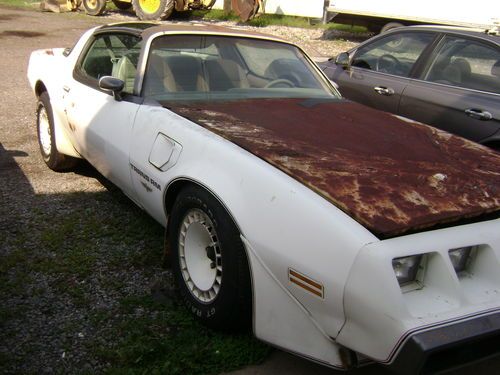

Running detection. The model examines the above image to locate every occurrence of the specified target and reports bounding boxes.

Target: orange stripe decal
[289,269,323,290]
[289,268,324,298]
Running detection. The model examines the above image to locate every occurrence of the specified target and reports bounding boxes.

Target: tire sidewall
[36,92,76,171]
[170,186,251,330]
[37,93,56,166]
[83,0,106,16]
[132,0,174,20]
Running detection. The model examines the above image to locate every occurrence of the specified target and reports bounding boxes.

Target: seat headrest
[451,58,471,79]
[492,60,500,77]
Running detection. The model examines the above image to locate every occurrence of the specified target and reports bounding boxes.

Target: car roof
[388,25,500,43]
[98,22,287,43]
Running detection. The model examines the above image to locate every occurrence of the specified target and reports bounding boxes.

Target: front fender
[132,106,377,363]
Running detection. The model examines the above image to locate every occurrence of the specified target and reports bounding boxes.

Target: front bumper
[336,220,500,371]
[390,311,500,374]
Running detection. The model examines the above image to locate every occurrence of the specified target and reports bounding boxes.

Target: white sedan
[28,22,500,374]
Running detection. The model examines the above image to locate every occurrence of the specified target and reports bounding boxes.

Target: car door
[334,31,435,113]
[400,35,500,143]
[128,34,206,222]
[64,31,142,201]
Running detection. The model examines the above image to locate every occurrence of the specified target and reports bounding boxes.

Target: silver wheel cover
[38,106,51,156]
[178,208,222,303]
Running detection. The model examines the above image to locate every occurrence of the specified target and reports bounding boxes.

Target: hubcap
[178,209,222,303]
[38,106,51,157]
[139,0,160,13]
[87,0,97,8]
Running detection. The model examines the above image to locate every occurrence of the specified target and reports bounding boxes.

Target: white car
[27,23,500,373]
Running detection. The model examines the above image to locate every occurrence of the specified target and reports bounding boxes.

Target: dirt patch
[0,13,19,20]
[0,30,46,37]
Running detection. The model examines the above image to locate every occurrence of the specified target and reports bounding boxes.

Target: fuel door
[148,133,182,171]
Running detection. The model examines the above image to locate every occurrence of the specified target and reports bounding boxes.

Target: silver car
[320,25,500,150]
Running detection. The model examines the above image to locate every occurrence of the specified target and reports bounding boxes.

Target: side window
[78,33,141,93]
[352,32,434,77]
[142,35,207,97]
[424,36,500,94]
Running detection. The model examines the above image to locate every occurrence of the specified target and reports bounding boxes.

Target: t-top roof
[98,22,287,43]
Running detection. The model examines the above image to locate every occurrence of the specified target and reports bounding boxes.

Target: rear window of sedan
[424,35,500,94]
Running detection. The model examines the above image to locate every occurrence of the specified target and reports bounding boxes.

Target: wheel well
[35,81,47,97]
[163,178,244,245]
[164,179,191,219]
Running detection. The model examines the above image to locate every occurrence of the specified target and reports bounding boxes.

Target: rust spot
[44,49,54,56]
[168,98,500,237]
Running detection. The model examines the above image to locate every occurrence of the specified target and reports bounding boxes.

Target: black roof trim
[96,22,159,37]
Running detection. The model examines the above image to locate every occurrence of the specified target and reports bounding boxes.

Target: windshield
[141,34,339,102]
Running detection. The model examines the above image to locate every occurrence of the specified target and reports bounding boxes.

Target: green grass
[0,0,38,8]
[0,188,270,373]
[192,8,367,32]
[90,295,270,375]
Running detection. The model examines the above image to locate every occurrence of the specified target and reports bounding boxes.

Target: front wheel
[132,0,174,20]
[169,185,252,330]
[83,0,106,15]
[37,92,77,171]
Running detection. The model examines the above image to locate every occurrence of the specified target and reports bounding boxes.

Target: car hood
[167,98,500,238]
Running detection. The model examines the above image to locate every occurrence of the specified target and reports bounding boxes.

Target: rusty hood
[167,98,500,237]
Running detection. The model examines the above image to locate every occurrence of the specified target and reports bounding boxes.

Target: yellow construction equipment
[57,0,215,20]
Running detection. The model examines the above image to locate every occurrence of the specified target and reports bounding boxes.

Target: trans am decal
[130,163,161,191]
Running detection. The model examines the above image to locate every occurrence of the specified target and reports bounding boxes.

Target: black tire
[169,185,252,331]
[132,0,174,20]
[112,0,132,10]
[36,92,77,171]
[83,0,106,15]
[188,0,216,10]
[380,22,404,34]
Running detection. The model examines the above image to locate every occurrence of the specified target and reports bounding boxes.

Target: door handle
[465,109,492,121]
[373,86,395,96]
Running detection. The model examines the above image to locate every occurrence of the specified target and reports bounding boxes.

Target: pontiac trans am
[27,23,500,373]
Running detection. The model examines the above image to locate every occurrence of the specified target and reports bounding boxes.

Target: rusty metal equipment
[230,0,260,22]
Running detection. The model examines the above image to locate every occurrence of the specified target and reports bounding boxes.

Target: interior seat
[492,60,500,78]
[111,55,137,93]
[450,58,471,81]
[438,57,471,86]
[164,55,207,92]
[204,59,249,91]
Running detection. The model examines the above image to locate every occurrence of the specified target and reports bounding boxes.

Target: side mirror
[63,47,72,57]
[99,76,125,101]
[335,52,350,69]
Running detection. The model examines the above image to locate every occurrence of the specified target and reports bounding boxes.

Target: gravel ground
[1,5,499,375]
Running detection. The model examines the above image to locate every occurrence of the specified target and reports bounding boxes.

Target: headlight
[392,255,423,286]
[449,246,473,273]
